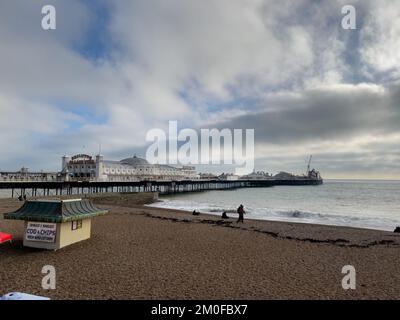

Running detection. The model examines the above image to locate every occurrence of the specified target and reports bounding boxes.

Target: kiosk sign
[26,222,57,243]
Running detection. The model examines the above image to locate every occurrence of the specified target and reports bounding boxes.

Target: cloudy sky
[0,0,399,179]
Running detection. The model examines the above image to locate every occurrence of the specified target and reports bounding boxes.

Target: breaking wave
[148,199,399,231]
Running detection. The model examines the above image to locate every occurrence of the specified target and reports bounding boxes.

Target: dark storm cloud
[209,84,399,145]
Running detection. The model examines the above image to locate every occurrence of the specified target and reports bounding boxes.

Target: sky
[0,0,399,179]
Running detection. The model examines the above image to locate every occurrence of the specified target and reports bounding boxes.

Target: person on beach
[237,204,245,223]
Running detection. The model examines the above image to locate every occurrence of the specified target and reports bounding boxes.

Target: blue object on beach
[1,292,50,300]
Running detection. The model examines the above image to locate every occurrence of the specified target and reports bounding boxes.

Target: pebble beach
[1,195,400,300]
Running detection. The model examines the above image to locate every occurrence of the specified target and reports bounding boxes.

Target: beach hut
[4,199,108,250]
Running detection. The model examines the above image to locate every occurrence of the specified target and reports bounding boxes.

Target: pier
[0,179,322,198]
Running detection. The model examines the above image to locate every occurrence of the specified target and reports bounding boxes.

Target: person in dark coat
[237,204,245,223]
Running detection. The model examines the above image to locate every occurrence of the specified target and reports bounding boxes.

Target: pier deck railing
[0,178,322,198]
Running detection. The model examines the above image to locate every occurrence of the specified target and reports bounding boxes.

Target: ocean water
[0,190,12,198]
[149,180,400,231]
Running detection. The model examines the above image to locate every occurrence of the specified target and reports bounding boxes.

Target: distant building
[273,171,296,180]
[61,154,199,182]
[240,171,272,180]
[0,167,57,182]
[273,169,322,181]
[307,168,322,180]
[198,173,219,180]
[218,173,240,181]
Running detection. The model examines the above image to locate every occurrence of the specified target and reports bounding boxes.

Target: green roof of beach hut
[4,199,108,223]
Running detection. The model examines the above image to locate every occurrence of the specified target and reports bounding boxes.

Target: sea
[1,180,399,231]
[148,180,400,232]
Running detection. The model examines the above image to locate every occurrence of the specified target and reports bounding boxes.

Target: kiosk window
[72,220,83,230]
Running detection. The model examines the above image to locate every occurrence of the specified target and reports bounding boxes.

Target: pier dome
[120,155,149,166]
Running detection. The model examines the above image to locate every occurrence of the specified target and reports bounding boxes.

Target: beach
[1,195,400,300]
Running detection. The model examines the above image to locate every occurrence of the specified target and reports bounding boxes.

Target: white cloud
[110,0,315,100]
[0,0,399,178]
[0,92,78,169]
[360,0,400,79]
